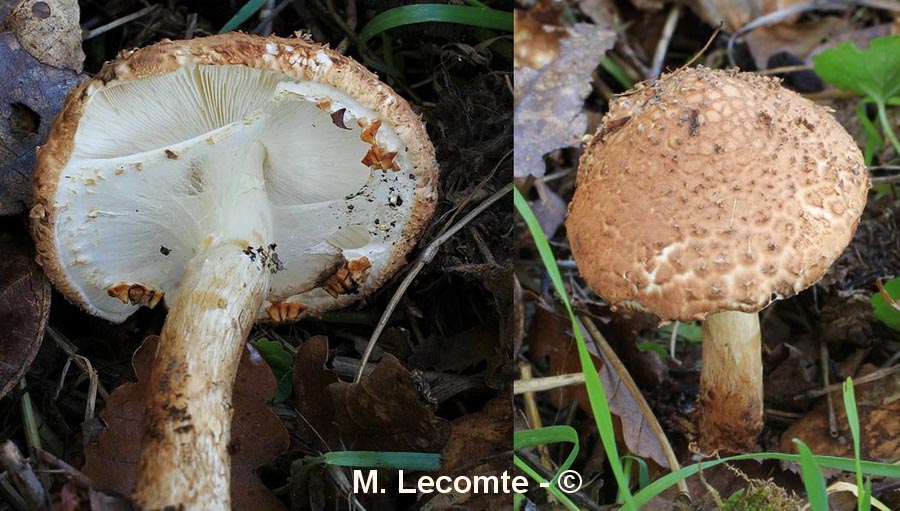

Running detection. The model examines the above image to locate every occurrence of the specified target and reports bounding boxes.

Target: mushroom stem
[698,310,764,453]
[133,240,270,511]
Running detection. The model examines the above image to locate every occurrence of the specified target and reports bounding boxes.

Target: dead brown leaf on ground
[528,306,670,468]
[780,364,900,462]
[420,398,513,510]
[2,0,84,71]
[0,31,83,214]
[328,353,450,452]
[514,12,615,179]
[82,335,288,511]
[0,235,50,398]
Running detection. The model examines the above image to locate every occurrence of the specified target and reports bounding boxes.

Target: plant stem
[877,102,900,156]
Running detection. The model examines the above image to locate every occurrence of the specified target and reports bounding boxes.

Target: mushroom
[566,67,868,452]
[30,34,438,509]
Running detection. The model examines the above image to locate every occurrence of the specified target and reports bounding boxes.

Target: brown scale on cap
[265,301,307,322]
[360,119,399,172]
[567,67,868,323]
[106,282,164,309]
[322,256,372,298]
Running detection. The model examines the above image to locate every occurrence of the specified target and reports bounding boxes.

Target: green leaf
[250,338,293,403]
[813,36,900,155]
[813,36,900,104]
[795,440,828,511]
[871,277,900,331]
[657,321,703,343]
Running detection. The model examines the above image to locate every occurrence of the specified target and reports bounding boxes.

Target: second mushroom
[567,67,868,452]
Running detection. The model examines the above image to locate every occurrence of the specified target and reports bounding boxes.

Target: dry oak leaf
[0,32,83,214]
[2,0,84,71]
[528,306,669,468]
[420,398,513,510]
[82,335,289,511]
[327,353,450,453]
[514,23,615,179]
[0,235,50,398]
[780,364,900,463]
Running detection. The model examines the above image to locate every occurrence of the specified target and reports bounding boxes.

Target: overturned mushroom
[567,67,867,452]
[30,34,437,510]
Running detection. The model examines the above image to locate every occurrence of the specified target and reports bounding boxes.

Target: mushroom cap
[566,67,868,322]
[30,33,438,323]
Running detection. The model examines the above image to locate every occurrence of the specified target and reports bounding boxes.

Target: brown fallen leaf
[292,335,339,445]
[2,0,84,71]
[0,235,50,399]
[420,399,513,510]
[328,353,450,452]
[82,336,288,511]
[0,32,83,214]
[780,364,900,462]
[529,306,670,468]
[514,18,615,178]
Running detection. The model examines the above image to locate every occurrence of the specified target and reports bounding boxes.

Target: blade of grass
[631,452,900,506]
[600,57,634,90]
[843,377,871,511]
[322,451,441,471]
[219,0,267,33]
[513,455,579,510]
[796,440,828,511]
[357,4,512,55]
[514,188,636,510]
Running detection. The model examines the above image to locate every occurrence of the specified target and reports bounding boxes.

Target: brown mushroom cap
[567,67,868,321]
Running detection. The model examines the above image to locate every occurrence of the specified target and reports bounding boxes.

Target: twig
[669,321,682,364]
[258,0,275,35]
[513,372,586,394]
[821,341,838,438]
[0,472,28,511]
[795,364,900,399]
[725,1,900,68]
[184,12,198,39]
[518,363,558,504]
[251,0,293,35]
[755,64,813,75]
[355,182,512,382]
[650,4,682,78]
[354,146,511,381]
[0,441,47,510]
[35,449,93,489]
[82,5,159,40]
[46,326,108,414]
[580,314,690,499]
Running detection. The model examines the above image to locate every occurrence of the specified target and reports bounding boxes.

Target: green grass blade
[514,188,636,510]
[323,451,441,471]
[842,377,865,511]
[796,440,828,511]
[513,455,580,511]
[219,0,267,33]
[357,4,512,55]
[600,56,634,89]
[632,452,900,506]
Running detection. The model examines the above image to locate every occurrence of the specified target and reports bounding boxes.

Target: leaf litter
[82,335,289,511]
